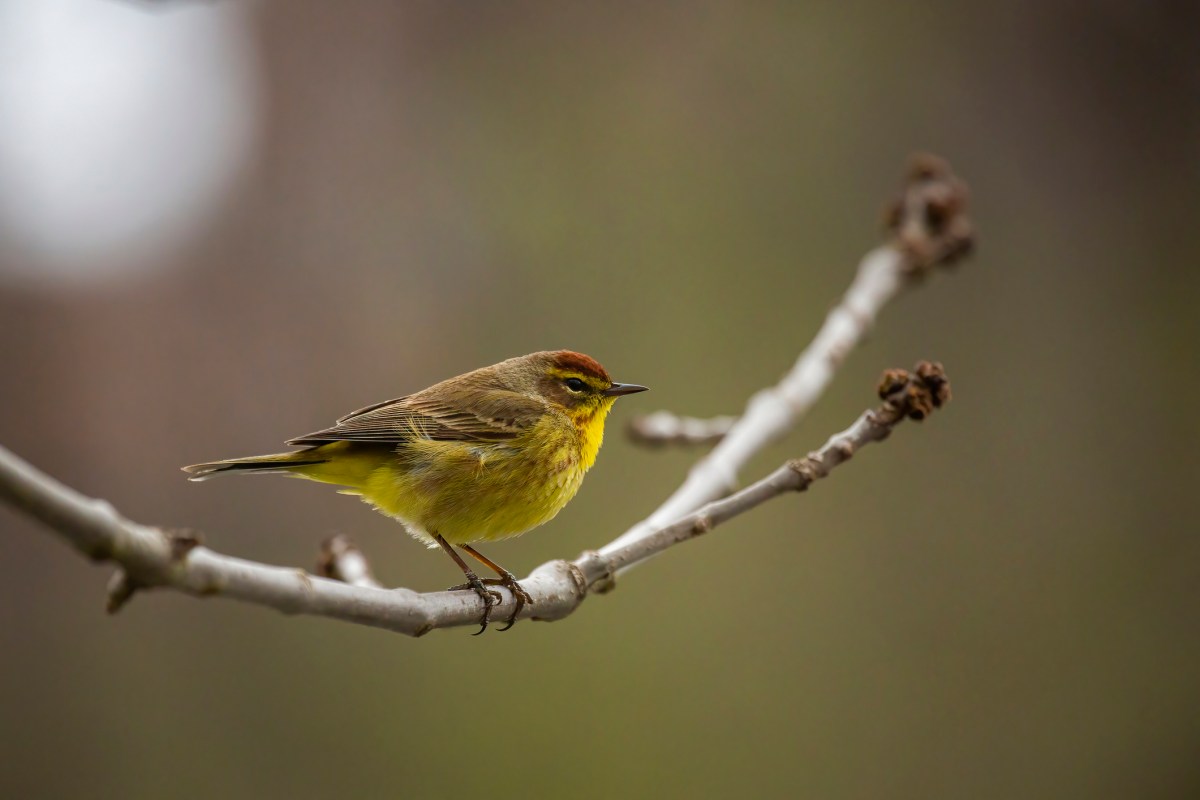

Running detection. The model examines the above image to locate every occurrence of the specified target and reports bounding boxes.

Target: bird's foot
[447,573,504,635]
[447,573,533,632]
[481,572,533,631]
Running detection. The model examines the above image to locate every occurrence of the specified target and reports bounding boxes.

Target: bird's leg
[436,534,502,635]
[460,544,534,632]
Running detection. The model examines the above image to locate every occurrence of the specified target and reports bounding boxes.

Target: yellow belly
[295,414,596,547]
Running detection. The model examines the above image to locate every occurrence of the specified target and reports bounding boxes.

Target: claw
[492,574,534,632]
[447,576,532,632]
[448,577,504,634]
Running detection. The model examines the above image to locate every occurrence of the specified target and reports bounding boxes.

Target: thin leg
[436,534,502,635]
[461,544,534,631]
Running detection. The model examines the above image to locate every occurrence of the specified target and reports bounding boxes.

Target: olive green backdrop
[2,3,1197,798]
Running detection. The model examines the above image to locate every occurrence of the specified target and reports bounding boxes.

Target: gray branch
[317,534,384,589]
[0,364,949,636]
[0,154,971,636]
[627,411,737,447]
[606,154,971,565]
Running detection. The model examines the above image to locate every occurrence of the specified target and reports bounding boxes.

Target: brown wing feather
[285,389,546,446]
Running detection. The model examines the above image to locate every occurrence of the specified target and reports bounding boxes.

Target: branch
[627,411,736,447]
[3,154,971,635]
[317,534,383,589]
[607,154,971,563]
[599,362,949,576]
[0,364,949,636]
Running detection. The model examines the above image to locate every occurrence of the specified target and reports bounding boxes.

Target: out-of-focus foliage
[1,2,1197,799]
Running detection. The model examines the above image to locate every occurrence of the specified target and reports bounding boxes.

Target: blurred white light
[0,0,261,283]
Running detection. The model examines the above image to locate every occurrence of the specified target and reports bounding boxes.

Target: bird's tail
[182,450,328,482]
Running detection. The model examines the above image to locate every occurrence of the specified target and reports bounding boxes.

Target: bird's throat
[570,401,614,471]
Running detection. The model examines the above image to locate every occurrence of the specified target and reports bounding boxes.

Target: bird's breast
[365,417,593,545]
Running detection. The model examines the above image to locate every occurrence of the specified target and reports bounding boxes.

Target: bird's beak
[603,382,649,397]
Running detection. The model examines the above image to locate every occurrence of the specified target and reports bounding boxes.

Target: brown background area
[2,2,1198,798]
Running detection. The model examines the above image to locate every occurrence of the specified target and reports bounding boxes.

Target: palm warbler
[183,350,647,632]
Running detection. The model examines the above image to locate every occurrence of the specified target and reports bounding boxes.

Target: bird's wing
[285,389,546,446]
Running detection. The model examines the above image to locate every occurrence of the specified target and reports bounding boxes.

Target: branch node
[105,569,142,614]
[574,549,615,593]
[293,570,314,604]
[526,559,590,619]
[785,457,818,490]
[316,533,382,589]
[885,153,974,273]
[877,360,952,421]
[165,528,203,562]
[589,575,617,595]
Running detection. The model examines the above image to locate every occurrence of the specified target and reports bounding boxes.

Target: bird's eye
[564,378,587,392]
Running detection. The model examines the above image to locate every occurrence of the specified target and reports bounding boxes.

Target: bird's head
[519,350,647,425]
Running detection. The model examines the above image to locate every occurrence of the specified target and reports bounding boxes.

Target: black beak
[603,382,649,397]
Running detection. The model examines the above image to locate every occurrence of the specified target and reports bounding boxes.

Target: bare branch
[317,534,383,589]
[627,411,736,447]
[598,362,949,577]
[607,154,971,562]
[0,364,949,636]
[2,155,970,635]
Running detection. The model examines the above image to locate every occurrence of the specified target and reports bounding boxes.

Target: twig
[605,154,971,564]
[317,534,383,589]
[627,411,736,447]
[2,155,969,635]
[599,362,949,576]
[0,364,949,636]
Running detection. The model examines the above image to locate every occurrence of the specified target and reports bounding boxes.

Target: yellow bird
[183,351,647,632]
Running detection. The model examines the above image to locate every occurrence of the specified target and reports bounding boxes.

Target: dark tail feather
[182,453,327,482]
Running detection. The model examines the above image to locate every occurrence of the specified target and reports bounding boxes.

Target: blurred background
[2,1,1197,798]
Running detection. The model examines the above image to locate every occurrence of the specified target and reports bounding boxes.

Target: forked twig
[608,154,971,569]
[1,155,972,636]
[0,364,950,635]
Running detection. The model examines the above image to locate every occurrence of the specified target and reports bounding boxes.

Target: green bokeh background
[2,3,1198,798]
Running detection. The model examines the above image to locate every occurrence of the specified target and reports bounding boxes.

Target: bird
[183,350,647,633]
